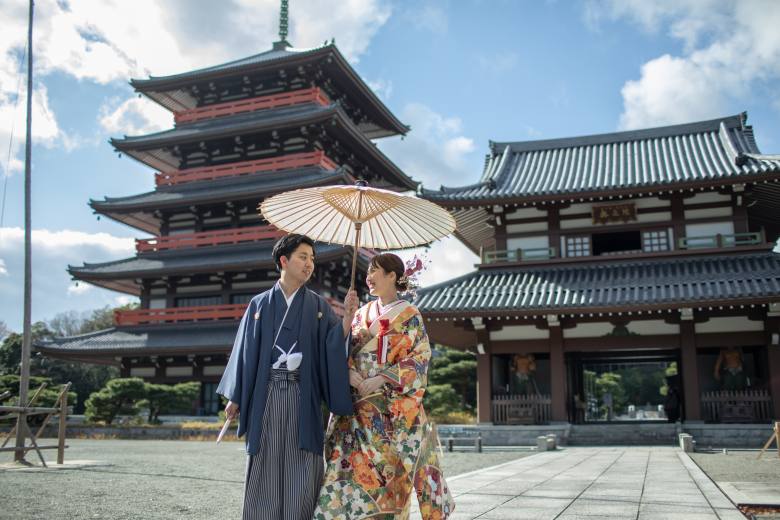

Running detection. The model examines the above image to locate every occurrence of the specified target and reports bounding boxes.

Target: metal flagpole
[15,0,34,463]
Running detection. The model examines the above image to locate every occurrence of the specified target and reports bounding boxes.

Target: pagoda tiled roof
[421,113,780,204]
[133,44,330,87]
[90,166,349,233]
[68,241,356,295]
[130,42,408,137]
[35,323,236,356]
[415,250,780,316]
[110,103,417,191]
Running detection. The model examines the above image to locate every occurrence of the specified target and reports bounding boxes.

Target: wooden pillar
[680,317,702,421]
[473,317,492,424]
[159,213,170,236]
[154,356,165,382]
[548,206,561,258]
[120,358,131,378]
[165,277,177,308]
[140,280,151,309]
[220,273,232,305]
[476,352,492,424]
[732,193,749,234]
[548,315,566,422]
[671,194,686,249]
[766,315,780,419]
[493,205,507,252]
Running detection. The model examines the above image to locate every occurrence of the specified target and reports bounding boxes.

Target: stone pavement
[718,482,780,507]
[411,447,745,519]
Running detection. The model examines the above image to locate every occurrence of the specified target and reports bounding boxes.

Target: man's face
[280,243,315,285]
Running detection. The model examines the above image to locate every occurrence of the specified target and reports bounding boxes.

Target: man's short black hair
[272,234,316,272]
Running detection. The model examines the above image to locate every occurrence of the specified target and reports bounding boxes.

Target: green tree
[0,322,53,376]
[38,307,123,413]
[594,372,627,417]
[423,384,461,417]
[617,366,666,407]
[139,382,200,423]
[427,346,476,411]
[0,375,76,409]
[84,378,146,424]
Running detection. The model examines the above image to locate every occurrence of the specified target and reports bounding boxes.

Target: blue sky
[1,0,779,332]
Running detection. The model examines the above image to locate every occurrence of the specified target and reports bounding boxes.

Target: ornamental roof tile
[415,251,780,314]
[421,114,780,203]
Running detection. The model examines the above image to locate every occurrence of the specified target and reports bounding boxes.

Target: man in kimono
[217,234,357,520]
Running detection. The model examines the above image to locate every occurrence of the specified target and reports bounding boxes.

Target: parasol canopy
[259,181,456,287]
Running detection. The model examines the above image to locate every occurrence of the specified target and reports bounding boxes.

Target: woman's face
[366,263,397,297]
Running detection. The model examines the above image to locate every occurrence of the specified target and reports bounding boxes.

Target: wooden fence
[701,389,773,423]
[492,394,552,425]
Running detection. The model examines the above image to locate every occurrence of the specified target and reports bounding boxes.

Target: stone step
[567,423,679,446]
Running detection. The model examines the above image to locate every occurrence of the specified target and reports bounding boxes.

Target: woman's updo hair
[369,253,409,292]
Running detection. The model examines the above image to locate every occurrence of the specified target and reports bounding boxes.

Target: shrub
[139,382,200,423]
[84,378,146,424]
[423,384,461,417]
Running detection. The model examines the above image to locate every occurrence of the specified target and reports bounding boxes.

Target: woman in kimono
[315,253,454,520]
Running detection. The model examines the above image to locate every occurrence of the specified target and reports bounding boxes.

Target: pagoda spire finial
[279,0,289,43]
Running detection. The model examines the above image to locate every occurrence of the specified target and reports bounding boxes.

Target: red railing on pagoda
[136,225,284,253]
[115,298,345,326]
[174,86,331,124]
[155,150,339,187]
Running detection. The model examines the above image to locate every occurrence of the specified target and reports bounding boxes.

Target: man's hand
[349,369,364,388]
[342,289,359,335]
[225,400,239,421]
[357,376,386,396]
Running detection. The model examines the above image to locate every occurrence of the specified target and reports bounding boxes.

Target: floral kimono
[314,300,454,520]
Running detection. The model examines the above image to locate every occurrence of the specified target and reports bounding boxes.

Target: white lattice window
[565,235,591,257]
[642,229,670,252]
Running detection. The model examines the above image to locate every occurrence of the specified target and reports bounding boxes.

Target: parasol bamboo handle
[349,186,365,291]
[350,222,362,290]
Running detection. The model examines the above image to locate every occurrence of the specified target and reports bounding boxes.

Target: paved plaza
[412,447,745,520]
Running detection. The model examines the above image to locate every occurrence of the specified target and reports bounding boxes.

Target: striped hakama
[242,369,324,520]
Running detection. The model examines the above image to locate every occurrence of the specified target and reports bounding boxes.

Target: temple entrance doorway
[569,351,680,423]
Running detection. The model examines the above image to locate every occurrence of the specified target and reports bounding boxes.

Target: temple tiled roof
[90,166,349,233]
[422,114,780,204]
[415,250,780,316]
[69,241,356,294]
[130,42,408,137]
[110,103,417,191]
[35,324,236,356]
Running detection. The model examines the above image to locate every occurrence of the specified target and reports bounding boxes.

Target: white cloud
[407,236,478,289]
[0,258,7,276]
[0,227,136,330]
[378,103,477,190]
[587,0,780,130]
[0,0,393,171]
[98,96,172,136]
[367,78,393,101]
[476,51,519,75]
[67,281,92,295]
[405,4,448,35]
[114,295,135,306]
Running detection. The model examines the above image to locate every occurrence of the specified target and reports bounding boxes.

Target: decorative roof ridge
[131,43,333,88]
[489,113,748,155]
[417,250,780,296]
[70,241,276,272]
[89,165,345,205]
[68,240,359,274]
[110,102,335,145]
[37,327,120,346]
[419,179,493,196]
[108,102,417,190]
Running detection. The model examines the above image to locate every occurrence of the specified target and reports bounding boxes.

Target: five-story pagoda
[37,12,416,415]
